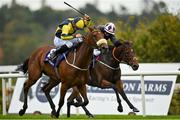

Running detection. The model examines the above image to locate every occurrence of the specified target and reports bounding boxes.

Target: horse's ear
[88,27,94,32]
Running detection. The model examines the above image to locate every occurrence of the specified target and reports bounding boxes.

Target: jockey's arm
[110,35,121,47]
[61,24,74,40]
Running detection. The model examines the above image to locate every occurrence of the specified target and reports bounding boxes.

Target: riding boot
[54,45,69,55]
[48,45,69,61]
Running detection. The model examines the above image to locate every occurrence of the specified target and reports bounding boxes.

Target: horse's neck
[114,46,125,62]
[72,42,93,68]
[101,50,120,68]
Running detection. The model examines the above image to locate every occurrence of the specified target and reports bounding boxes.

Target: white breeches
[54,36,83,48]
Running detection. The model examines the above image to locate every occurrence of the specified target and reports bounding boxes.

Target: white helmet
[104,22,116,35]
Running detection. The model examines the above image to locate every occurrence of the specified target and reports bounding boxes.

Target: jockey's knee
[65,42,73,48]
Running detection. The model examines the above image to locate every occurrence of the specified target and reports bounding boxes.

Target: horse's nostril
[132,64,139,71]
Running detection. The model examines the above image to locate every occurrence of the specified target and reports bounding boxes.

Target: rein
[112,47,121,62]
[63,49,89,71]
[62,30,106,71]
[97,60,120,70]
[112,45,134,65]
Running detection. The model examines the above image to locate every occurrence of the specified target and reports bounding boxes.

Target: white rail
[1,71,180,116]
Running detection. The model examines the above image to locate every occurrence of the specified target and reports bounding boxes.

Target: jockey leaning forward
[45,14,91,61]
[93,22,122,56]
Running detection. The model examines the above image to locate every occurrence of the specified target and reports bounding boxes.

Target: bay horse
[66,41,139,117]
[18,27,108,118]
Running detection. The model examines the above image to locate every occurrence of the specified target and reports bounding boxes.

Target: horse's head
[113,41,139,71]
[85,27,108,49]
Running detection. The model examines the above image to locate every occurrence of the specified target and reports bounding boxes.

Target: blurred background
[0,0,180,65]
[0,0,180,115]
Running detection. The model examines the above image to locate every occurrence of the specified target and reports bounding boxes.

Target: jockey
[93,22,121,56]
[45,14,91,61]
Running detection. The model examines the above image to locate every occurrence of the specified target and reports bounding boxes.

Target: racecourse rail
[1,71,180,117]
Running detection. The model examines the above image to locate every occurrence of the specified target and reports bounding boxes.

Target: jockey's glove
[114,41,121,47]
[83,14,91,21]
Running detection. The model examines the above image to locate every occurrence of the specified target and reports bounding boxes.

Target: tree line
[0,1,180,65]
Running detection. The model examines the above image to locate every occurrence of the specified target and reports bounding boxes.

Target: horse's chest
[63,72,88,85]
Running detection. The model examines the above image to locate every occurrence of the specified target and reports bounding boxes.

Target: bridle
[112,45,135,65]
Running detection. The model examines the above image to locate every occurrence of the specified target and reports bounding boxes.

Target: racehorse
[66,41,139,117]
[18,27,108,118]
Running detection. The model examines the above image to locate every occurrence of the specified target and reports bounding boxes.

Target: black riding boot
[55,45,69,55]
[48,45,69,61]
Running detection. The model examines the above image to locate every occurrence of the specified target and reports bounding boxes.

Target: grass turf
[0,114,180,120]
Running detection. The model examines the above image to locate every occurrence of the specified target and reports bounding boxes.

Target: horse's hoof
[133,107,139,112]
[67,114,70,118]
[55,113,59,118]
[117,105,123,112]
[51,114,57,118]
[50,110,57,118]
[128,112,136,115]
[87,114,94,118]
[19,109,25,116]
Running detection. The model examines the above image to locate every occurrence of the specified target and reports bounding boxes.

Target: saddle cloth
[45,51,68,68]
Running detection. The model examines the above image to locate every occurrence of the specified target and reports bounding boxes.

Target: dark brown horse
[67,41,139,117]
[18,27,108,118]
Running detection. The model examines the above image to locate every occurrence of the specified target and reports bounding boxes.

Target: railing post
[140,75,146,117]
[2,78,7,115]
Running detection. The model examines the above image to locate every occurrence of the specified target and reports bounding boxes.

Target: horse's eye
[125,53,128,57]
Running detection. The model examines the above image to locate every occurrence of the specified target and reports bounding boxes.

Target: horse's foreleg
[112,87,123,112]
[116,80,139,112]
[42,79,59,117]
[56,83,68,118]
[66,87,93,118]
[67,87,79,118]
[76,95,94,118]
[100,79,123,112]
[77,85,89,106]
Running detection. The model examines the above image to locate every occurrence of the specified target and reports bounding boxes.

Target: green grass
[0,114,180,120]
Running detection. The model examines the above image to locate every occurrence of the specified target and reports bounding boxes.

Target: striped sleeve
[60,24,74,40]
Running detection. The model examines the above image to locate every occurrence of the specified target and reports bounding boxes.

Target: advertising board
[8,63,180,115]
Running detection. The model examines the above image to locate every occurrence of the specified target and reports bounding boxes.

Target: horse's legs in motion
[100,80,123,112]
[67,87,93,118]
[115,80,139,112]
[42,78,60,117]
[112,86,123,112]
[76,94,93,117]
[56,83,69,118]
[19,67,42,116]
[67,87,78,118]
[77,84,89,107]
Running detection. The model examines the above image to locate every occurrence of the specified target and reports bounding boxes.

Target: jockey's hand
[74,33,82,38]
[114,41,121,47]
[83,14,91,21]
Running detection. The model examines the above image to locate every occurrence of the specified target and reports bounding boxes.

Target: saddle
[45,44,80,68]
[45,51,68,67]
